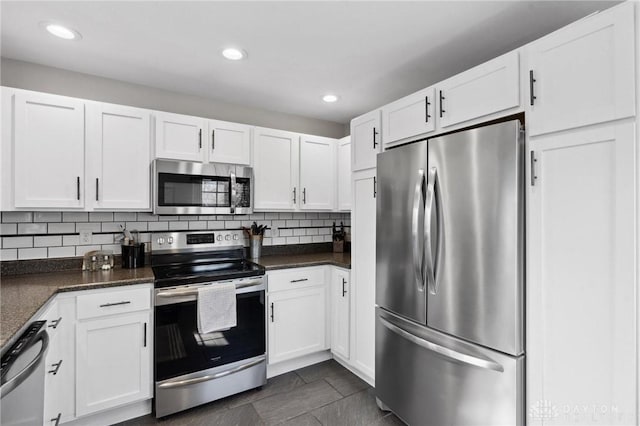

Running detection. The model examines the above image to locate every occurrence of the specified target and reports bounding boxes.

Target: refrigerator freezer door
[376,141,429,324]
[376,308,524,426]
[426,120,524,355]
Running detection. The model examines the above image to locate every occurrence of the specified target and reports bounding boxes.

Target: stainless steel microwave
[152,159,253,215]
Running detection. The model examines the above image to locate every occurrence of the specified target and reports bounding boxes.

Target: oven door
[153,159,253,215]
[154,279,265,383]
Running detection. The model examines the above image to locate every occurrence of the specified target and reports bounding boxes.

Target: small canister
[121,243,145,269]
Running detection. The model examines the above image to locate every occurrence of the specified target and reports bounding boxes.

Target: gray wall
[0,58,346,138]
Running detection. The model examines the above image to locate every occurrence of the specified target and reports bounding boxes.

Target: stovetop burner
[152,259,265,288]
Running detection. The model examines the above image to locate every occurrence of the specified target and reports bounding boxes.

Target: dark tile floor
[120,360,404,426]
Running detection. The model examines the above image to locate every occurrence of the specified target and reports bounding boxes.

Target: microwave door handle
[230,171,237,214]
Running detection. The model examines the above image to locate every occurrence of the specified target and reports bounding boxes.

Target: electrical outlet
[79,230,92,245]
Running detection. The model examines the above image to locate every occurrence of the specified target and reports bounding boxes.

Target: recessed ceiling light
[40,22,81,40]
[322,94,339,103]
[222,48,246,61]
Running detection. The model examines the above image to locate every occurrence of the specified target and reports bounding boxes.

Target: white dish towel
[197,283,237,334]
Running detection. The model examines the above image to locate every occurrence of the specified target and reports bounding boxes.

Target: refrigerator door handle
[424,166,442,294]
[380,316,504,373]
[411,169,426,291]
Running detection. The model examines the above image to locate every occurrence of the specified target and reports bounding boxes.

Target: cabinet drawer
[77,287,151,320]
[268,267,326,292]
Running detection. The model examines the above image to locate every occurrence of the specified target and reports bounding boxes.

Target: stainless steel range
[151,230,266,418]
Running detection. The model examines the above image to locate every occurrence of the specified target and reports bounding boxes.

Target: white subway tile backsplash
[2,212,32,223]
[169,221,189,231]
[0,249,17,261]
[148,222,169,231]
[89,212,114,222]
[1,210,350,261]
[102,222,125,233]
[18,248,47,260]
[34,236,62,247]
[114,212,137,221]
[48,246,76,258]
[76,245,101,256]
[18,223,47,234]
[3,236,33,248]
[48,223,75,234]
[63,212,88,222]
[1,223,17,235]
[33,212,62,222]
[76,223,101,233]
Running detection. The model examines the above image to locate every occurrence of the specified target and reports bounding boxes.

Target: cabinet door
[351,110,381,172]
[268,286,327,364]
[382,86,435,146]
[254,127,299,211]
[331,269,350,359]
[13,91,85,208]
[299,135,336,211]
[351,169,377,380]
[208,119,252,165]
[437,51,520,129]
[88,103,151,210]
[528,3,635,136]
[76,311,152,417]
[337,136,352,211]
[154,111,205,162]
[527,122,636,425]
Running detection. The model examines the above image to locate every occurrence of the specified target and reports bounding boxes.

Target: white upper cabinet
[527,122,636,425]
[337,136,352,211]
[87,103,151,210]
[437,51,520,129]
[154,111,206,162]
[382,86,435,146]
[254,127,299,211]
[351,110,381,172]
[207,119,252,165]
[13,90,85,209]
[299,135,336,211]
[527,2,635,136]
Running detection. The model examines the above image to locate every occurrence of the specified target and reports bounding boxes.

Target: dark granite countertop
[0,267,154,348]
[257,252,351,270]
[0,251,350,349]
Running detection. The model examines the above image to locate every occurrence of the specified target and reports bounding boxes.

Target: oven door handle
[156,280,264,298]
[157,355,266,389]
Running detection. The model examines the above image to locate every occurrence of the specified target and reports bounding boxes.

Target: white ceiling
[1,1,620,124]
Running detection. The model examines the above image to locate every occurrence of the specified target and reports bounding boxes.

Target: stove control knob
[216,235,223,242]
[157,237,165,245]
[225,234,231,241]
[167,237,174,244]
[233,234,239,241]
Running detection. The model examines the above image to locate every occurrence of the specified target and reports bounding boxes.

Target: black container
[121,243,145,269]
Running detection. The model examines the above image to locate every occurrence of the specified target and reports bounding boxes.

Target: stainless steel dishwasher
[1,321,49,425]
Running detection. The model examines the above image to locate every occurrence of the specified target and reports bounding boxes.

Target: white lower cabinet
[331,268,350,360]
[527,122,637,425]
[39,283,153,425]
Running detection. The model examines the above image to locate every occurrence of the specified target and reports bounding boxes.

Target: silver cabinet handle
[158,356,266,389]
[99,301,131,308]
[293,187,297,204]
[76,176,80,201]
[1,331,49,398]
[302,188,306,204]
[380,317,504,373]
[48,359,63,375]
[212,129,215,151]
[290,278,308,283]
[95,178,99,202]
[342,278,347,297]
[411,169,425,291]
[156,280,264,298]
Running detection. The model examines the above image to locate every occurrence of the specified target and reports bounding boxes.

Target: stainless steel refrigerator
[375,119,525,426]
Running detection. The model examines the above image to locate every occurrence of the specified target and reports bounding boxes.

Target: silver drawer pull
[48,317,62,329]
[48,360,62,375]
[158,356,266,389]
[99,301,131,308]
[290,278,309,283]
